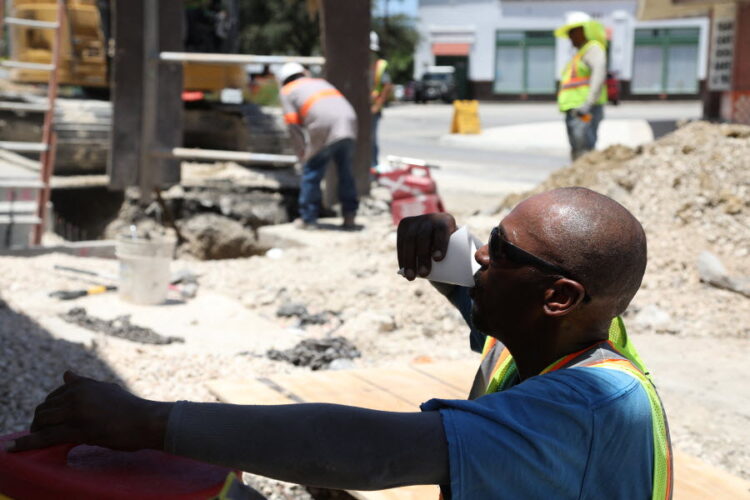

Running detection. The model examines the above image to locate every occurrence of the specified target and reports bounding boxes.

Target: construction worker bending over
[9,187,671,499]
[278,62,359,229]
[556,12,608,160]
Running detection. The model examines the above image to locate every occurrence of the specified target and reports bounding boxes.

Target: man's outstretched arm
[166,401,448,490]
[8,372,449,491]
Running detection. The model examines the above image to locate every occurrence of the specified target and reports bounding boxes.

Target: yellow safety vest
[558,40,608,112]
[371,59,389,101]
[479,317,673,500]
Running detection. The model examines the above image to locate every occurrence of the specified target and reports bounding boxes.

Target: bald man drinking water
[9,187,671,500]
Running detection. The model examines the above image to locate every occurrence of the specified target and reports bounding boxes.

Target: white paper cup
[395,225,479,288]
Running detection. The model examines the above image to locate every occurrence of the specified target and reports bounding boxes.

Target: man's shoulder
[528,365,647,410]
[581,42,606,62]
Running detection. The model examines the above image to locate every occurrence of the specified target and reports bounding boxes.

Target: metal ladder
[0,0,65,245]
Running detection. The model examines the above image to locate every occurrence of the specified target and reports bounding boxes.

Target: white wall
[415,0,502,81]
[416,0,709,87]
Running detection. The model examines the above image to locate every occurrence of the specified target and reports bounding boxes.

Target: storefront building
[415,0,710,100]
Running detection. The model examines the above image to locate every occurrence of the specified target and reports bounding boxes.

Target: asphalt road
[377,101,703,199]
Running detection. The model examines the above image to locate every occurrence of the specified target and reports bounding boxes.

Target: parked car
[414,66,457,104]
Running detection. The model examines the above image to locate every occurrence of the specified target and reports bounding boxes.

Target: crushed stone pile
[501,121,750,339]
[267,337,361,371]
[62,307,184,345]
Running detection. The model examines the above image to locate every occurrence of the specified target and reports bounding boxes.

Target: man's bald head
[512,187,646,315]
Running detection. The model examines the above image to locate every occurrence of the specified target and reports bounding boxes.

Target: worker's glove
[573,104,592,117]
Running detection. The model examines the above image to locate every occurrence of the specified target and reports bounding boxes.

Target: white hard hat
[555,11,592,37]
[370,31,380,52]
[277,62,305,84]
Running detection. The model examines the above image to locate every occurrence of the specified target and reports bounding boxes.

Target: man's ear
[542,278,586,317]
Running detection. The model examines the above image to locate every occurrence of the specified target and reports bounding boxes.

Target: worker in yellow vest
[370,31,393,167]
[556,12,608,160]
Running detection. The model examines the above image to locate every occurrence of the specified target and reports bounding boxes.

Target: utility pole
[319,1,371,203]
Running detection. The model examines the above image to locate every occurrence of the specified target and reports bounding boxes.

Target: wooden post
[109,0,182,194]
[152,0,183,188]
[320,0,371,211]
[108,0,144,190]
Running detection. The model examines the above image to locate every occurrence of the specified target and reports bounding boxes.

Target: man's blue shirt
[422,367,654,499]
[427,284,655,499]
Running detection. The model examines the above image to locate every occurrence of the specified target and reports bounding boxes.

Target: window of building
[494,30,556,94]
[632,27,700,94]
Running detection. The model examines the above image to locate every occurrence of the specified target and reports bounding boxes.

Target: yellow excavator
[1,0,275,173]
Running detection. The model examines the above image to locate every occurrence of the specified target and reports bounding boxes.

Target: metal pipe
[155,147,297,165]
[159,52,325,66]
[0,60,55,71]
[4,17,59,29]
[0,101,49,112]
[0,141,48,152]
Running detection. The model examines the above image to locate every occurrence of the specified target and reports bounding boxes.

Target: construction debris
[697,251,750,298]
[61,307,183,345]
[267,337,361,370]
[276,302,331,327]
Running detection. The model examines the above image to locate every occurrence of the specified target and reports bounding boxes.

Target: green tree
[238,0,321,56]
[372,14,419,84]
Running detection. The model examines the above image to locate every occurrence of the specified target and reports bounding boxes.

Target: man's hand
[397,213,457,280]
[6,371,172,453]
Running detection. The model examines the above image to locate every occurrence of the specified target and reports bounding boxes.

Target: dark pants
[371,111,381,167]
[299,138,359,223]
[565,105,603,160]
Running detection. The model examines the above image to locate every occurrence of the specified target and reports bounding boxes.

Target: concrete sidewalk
[440,119,654,156]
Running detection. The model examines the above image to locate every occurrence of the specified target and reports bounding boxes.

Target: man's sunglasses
[489,226,591,301]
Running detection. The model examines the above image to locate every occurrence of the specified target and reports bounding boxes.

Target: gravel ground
[1,122,749,497]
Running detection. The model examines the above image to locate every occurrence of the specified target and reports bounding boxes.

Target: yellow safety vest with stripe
[558,40,608,112]
[371,59,389,102]
[477,317,673,500]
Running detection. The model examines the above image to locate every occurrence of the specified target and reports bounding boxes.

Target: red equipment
[373,158,445,225]
[0,432,237,499]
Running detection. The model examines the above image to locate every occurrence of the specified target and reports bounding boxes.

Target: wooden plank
[409,360,478,395]
[348,485,439,500]
[349,367,467,406]
[273,371,416,412]
[207,378,297,406]
[206,362,750,500]
[673,452,750,499]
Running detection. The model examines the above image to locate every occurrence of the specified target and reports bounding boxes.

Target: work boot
[342,213,357,230]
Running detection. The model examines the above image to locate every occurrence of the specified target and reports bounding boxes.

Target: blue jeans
[299,138,359,223]
[565,105,603,160]
[371,111,381,167]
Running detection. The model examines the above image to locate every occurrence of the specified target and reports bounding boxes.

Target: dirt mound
[177,213,267,260]
[499,121,750,339]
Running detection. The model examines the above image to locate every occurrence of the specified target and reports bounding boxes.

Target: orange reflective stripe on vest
[560,76,591,90]
[299,88,343,119]
[284,112,300,125]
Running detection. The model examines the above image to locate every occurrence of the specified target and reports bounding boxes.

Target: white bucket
[116,235,176,305]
